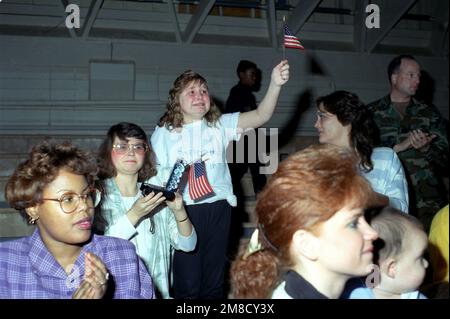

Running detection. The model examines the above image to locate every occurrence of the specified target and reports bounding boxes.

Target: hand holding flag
[271,59,290,86]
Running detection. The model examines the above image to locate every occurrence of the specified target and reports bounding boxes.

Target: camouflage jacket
[368,95,448,208]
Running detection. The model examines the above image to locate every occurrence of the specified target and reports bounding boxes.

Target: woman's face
[315,205,378,278]
[111,136,147,176]
[29,169,96,248]
[314,103,351,148]
[178,81,211,124]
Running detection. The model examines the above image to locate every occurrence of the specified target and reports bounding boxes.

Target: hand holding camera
[140,183,176,201]
[140,159,189,201]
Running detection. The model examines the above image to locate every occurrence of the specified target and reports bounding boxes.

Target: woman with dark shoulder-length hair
[97,122,196,299]
[230,144,378,299]
[314,90,409,213]
[0,141,154,299]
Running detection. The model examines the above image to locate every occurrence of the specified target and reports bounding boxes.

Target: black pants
[172,200,232,299]
[229,162,267,195]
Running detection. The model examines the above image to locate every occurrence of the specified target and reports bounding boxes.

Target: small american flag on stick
[284,24,305,50]
[188,160,215,202]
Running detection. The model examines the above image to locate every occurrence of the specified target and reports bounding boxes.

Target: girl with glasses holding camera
[97,122,197,299]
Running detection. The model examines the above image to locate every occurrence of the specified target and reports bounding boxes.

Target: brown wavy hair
[317,90,377,172]
[5,141,98,222]
[97,122,157,182]
[230,144,375,298]
[158,70,222,129]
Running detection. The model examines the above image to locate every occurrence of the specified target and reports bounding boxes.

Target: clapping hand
[394,129,436,153]
[409,129,436,152]
[72,252,109,299]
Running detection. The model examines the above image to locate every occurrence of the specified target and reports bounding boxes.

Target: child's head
[371,207,429,294]
[237,60,257,87]
[230,144,378,298]
[97,122,156,182]
[158,70,221,128]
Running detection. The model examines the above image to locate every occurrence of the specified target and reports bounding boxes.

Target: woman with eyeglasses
[314,91,409,213]
[0,141,154,299]
[97,122,197,299]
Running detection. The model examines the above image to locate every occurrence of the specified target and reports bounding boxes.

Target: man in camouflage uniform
[368,55,448,231]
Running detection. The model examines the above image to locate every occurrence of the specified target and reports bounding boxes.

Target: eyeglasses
[317,110,333,121]
[41,188,101,214]
[112,143,148,155]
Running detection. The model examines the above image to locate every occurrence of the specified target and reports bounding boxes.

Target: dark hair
[387,55,417,84]
[316,90,377,171]
[5,141,98,221]
[371,206,424,264]
[158,70,221,129]
[237,60,257,76]
[97,122,157,182]
[230,144,375,298]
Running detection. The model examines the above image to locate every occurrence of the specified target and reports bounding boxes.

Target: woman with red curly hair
[230,144,378,299]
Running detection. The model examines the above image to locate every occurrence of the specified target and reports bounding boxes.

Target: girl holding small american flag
[151,60,289,299]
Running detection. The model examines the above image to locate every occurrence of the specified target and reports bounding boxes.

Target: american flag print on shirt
[188,160,215,202]
[284,24,305,50]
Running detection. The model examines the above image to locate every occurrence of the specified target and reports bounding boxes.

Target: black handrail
[123,0,433,21]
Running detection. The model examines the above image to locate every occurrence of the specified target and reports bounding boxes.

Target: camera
[166,159,189,192]
[140,183,176,201]
[139,159,189,202]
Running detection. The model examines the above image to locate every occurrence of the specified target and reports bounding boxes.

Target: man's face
[239,68,257,87]
[391,59,421,97]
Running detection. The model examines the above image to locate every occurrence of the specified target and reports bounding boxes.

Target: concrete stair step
[0,208,35,238]
[243,198,256,223]
[240,174,256,197]
[0,199,257,239]
[0,135,106,201]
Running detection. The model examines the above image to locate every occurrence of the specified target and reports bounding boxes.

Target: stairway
[0,132,317,242]
[0,134,259,242]
[227,171,259,266]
